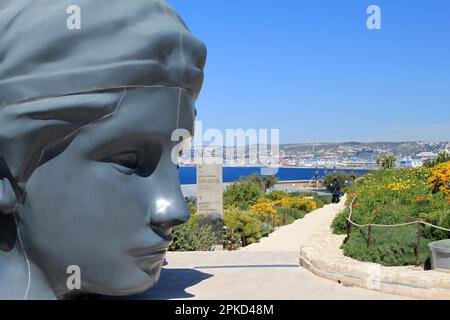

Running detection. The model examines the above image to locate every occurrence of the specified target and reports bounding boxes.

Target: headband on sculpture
[0,0,205,108]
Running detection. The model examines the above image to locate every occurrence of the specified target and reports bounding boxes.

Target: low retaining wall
[300,244,450,300]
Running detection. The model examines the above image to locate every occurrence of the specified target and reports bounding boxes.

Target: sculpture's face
[16,87,195,296]
[0,0,207,298]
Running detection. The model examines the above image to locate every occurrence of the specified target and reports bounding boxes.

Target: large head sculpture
[0,0,206,299]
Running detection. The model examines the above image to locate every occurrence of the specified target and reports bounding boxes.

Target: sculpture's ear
[0,177,17,215]
[0,162,18,251]
[0,156,19,215]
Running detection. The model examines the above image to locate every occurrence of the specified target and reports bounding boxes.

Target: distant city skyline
[169,0,450,144]
[278,140,450,145]
[190,140,450,147]
[180,141,449,170]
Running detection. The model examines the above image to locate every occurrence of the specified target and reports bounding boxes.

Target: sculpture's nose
[147,161,190,229]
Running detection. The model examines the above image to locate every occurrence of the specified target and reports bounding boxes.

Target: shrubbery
[290,192,331,208]
[331,207,350,234]
[170,202,218,252]
[170,219,218,252]
[222,189,325,250]
[342,226,432,266]
[223,206,262,249]
[252,201,280,227]
[223,179,263,210]
[332,163,450,266]
[265,190,289,201]
[172,176,333,252]
[428,161,450,198]
[277,207,305,225]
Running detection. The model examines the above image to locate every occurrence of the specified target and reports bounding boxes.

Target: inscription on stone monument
[196,163,223,221]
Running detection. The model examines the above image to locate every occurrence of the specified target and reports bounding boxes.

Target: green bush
[224,180,263,210]
[277,207,305,225]
[170,223,194,251]
[170,203,218,252]
[283,215,296,225]
[289,191,315,197]
[223,207,262,249]
[314,196,325,208]
[332,209,349,234]
[260,222,274,238]
[291,209,306,220]
[190,224,219,251]
[317,195,332,205]
[342,226,432,266]
[266,190,289,201]
[170,222,218,252]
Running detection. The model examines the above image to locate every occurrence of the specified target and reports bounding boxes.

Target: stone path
[135,196,408,300]
[242,196,348,252]
[138,251,407,300]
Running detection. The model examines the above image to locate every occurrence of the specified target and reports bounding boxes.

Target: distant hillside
[280,142,450,159]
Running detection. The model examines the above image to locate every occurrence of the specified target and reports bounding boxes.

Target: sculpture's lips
[134,250,167,262]
[128,243,171,259]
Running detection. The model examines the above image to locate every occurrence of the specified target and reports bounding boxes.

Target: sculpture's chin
[112,259,165,297]
[62,260,164,299]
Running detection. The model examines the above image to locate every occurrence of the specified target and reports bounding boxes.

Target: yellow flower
[386,182,410,191]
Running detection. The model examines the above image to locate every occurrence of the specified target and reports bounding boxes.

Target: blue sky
[168,0,450,144]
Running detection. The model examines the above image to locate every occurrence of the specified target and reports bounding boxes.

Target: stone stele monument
[0,0,206,299]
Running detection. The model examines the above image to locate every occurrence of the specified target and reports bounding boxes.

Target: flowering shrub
[290,197,318,212]
[223,206,262,249]
[221,190,324,250]
[428,161,450,198]
[332,165,449,266]
[273,196,318,213]
[251,202,279,226]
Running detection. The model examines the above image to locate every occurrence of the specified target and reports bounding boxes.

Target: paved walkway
[242,196,348,252]
[136,197,408,300]
[137,251,407,300]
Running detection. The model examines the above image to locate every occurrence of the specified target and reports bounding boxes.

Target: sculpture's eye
[105,152,139,173]
[99,142,163,177]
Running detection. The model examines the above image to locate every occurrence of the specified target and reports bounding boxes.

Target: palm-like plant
[243,174,278,193]
[377,155,396,169]
[262,175,278,193]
